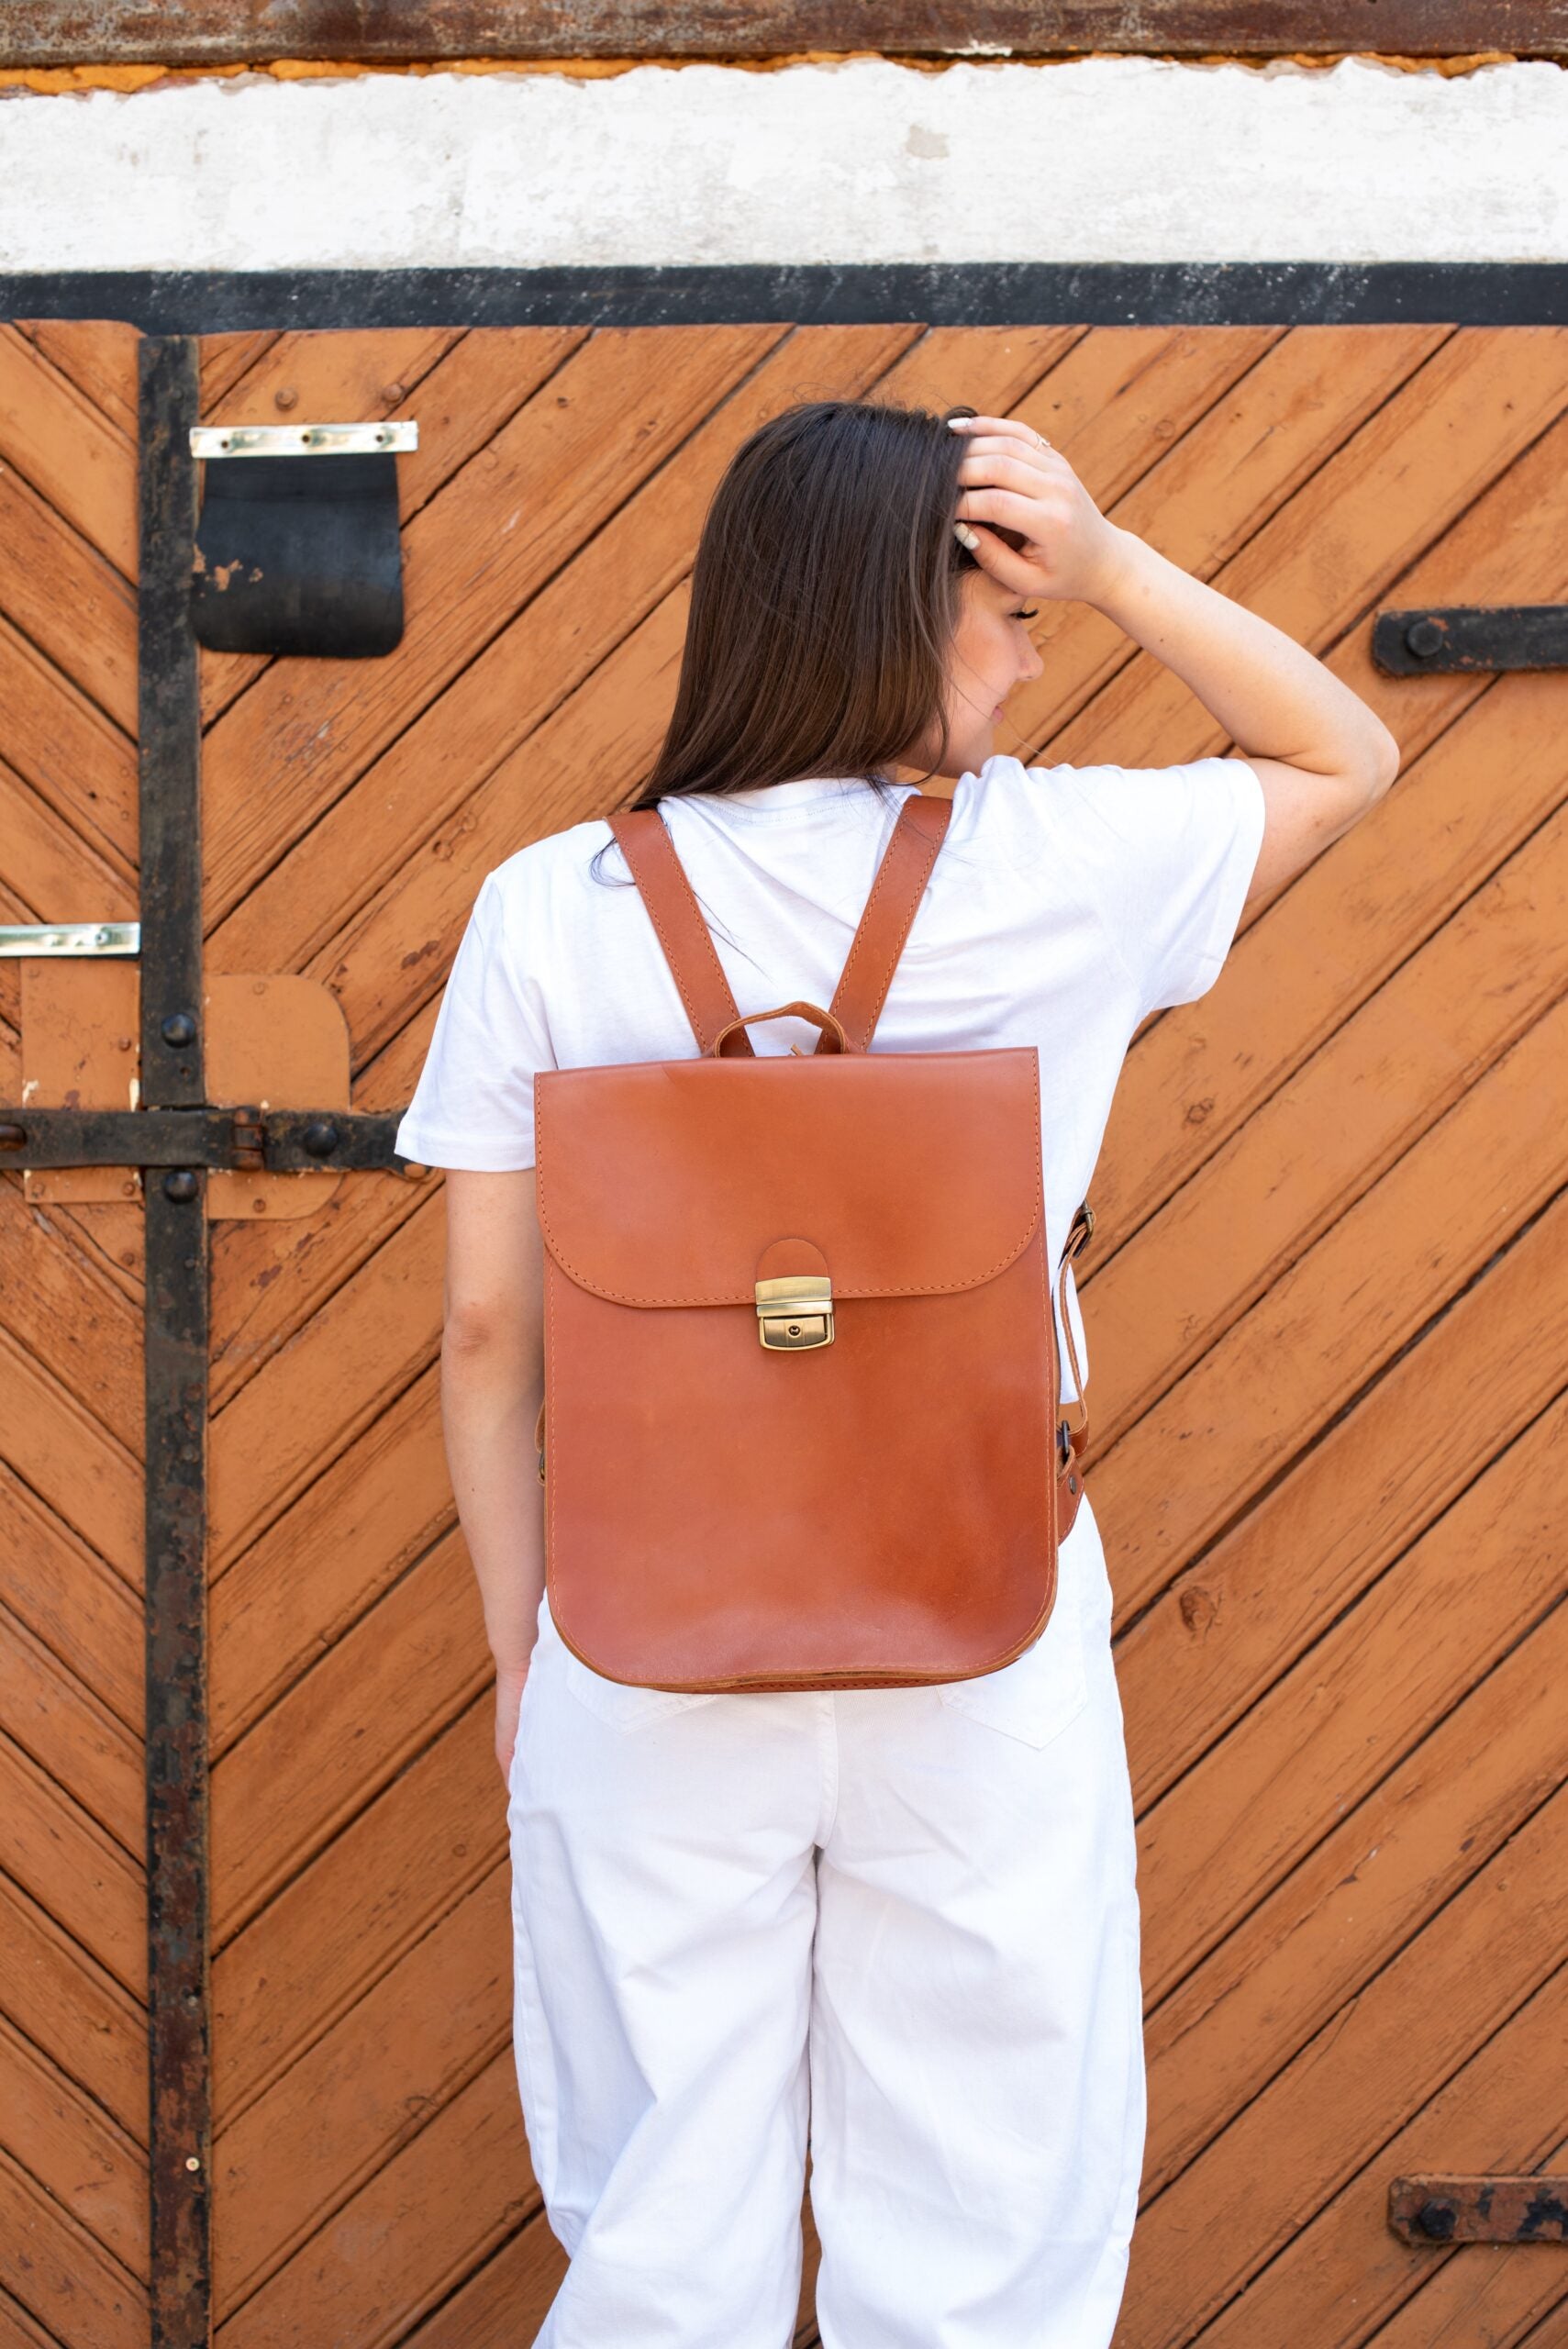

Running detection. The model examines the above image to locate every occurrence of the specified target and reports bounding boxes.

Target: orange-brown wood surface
[0,318,149,2349]
[5,317,1567,2348]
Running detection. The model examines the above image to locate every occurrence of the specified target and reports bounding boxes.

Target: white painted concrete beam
[1,56,1564,270]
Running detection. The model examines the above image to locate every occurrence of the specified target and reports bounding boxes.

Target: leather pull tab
[755,1236,830,1285]
[821,792,952,1052]
[608,807,753,1056]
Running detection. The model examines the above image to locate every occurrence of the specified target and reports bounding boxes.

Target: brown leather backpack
[532,791,1093,1694]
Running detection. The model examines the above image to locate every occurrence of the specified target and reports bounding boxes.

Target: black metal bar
[0,1107,412,1172]
[138,333,211,2349]
[1390,2175,1568,2245]
[1373,604,1568,675]
[7,264,1568,335]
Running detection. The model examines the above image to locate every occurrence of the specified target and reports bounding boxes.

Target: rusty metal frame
[2,1,1566,64]
[0,1105,410,1170]
[1390,2175,1568,2244]
[138,331,211,2349]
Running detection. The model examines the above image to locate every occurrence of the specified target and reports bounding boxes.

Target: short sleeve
[1055,755,1265,1022]
[394,869,555,1171]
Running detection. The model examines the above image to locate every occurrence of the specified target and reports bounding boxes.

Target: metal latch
[755,1275,834,1351]
[0,922,139,957]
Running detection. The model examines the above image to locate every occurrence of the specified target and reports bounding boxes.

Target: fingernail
[947,417,973,430]
[953,521,980,549]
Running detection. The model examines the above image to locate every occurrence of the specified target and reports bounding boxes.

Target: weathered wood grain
[1125,1788,1568,2345]
[0,1602,141,1854]
[0,1731,144,1998]
[0,2012,147,2277]
[0,1875,145,2142]
[1143,1587,1568,2191]
[212,1698,498,2123]
[0,458,138,734]
[210,1529,487,1941]
[0,1322,141,1584]
[1138,1390,1568,1998]
[0,1198,143,1455]
[0,2141,145,2349]
[1184,1967,1568,2349]
[0,327,136,579]
[0,614,137,875]
[16,321,139,445]
[1095,991,1568,1617]
[1118,1187,1568,1809]
[214,2054,535,2349]
[213,1865,509,2310]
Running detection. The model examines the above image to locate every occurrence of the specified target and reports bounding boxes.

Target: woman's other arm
[951,416,1402,910]
[441,1167,546,1785]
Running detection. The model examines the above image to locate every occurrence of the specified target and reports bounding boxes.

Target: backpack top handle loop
[709,1000,848,1058]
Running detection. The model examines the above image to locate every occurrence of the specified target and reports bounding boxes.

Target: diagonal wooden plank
[0,1327,141,1588]
[0,1461,140,1735]
[208,1190,443,1565]
[17,322,139,442]
[0,328,137,581]
[0,2013,146,2280]
[1124,1788,1568,2348]
[313,584,687,1067]
[211,1528,487,1942]
[214,1865,509,2312]
[0,1732,144,2001]
[1003,324,1446,756]
[199,332,283,409]
[1184,1968,1568,2349]
[0,757,135,930]
[0,460,138,734]
[1137,1387,1568,2002]
[0,2280,64,2349]
[210,1365,450,1753]
[0,1872,145,2143]
[0,2143,145,2349]
[215,2054,534,2349]
[207,321,922,979]
[0,1199,143,1457]
[0,615,137,877]
[1118,1187,1568,1811]
[1089,788,1568,1451]
[1090,402,1568,1254]
[0,1602,140,1856]
[1143,1588,1568,2194]
[1095,991,1568,1621]
[212,1697,497,2124]
[394,2214,565,2349]
[200,324,790,927]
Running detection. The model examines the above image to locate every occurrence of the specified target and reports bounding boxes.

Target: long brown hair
[624,395,980,814]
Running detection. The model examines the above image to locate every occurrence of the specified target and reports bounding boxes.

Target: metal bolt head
[1417,2200,1456,2242]
[1405,617,1446,661]
[161,1010,198,1049]
[163,1169,199,1203]
[185,2154,202,2173]
[301,1119,339,1160]
[273,386,298,411]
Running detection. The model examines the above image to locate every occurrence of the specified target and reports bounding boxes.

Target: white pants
[506,1496,1145,2348]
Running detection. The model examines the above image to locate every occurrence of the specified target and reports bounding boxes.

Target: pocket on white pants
[938,1539,1089,1750]
[561,1647,721,1732]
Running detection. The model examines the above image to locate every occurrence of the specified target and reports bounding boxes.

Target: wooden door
[0,318,149,2347]
[4,313,1565,2348]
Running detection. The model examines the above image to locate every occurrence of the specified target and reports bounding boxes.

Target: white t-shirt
[395,751,1265,1406]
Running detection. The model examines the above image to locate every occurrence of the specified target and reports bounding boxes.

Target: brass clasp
[755,1274,834,1351]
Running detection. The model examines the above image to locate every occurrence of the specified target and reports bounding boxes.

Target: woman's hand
[950,415,1128,607]
[495,1657,531,1788]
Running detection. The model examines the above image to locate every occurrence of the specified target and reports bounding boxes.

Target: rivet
[161,1010,197,1049]
[185,2154,202,2174]
[301,1119,339,1159]
[163,1169,199,1203]
[273,386,298,411]
[1416,2200,1456,2242]
[1405,617,1445,661]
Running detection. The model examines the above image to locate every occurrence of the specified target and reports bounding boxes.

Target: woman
[395,400,1399,2347]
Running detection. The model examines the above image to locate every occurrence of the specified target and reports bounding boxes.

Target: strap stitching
[609,810,751,1057]
[825,796,950,1052]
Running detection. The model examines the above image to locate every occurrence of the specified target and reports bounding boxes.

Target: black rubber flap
[191,451,404,658]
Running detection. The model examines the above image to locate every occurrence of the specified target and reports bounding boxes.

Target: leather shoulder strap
[820,791,953,1052]
[607,807,753,1057]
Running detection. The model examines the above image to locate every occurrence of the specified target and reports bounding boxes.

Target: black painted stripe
[5,262,1568,333]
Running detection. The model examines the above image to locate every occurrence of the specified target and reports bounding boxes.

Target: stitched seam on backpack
[831,799,940,1049]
